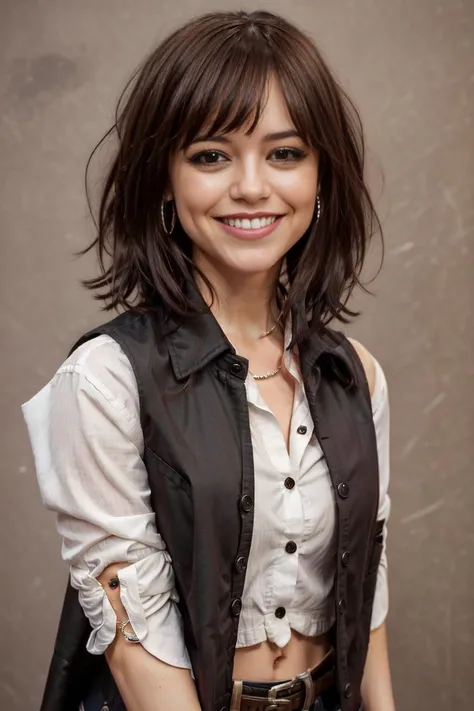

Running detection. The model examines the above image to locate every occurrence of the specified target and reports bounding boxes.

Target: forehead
[178,74,296,148]
[248,79,295,130]
[211,81,295,138]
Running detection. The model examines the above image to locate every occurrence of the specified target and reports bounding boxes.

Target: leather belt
[230,649,336,711]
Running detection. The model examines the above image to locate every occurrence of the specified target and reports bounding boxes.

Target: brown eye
[270,147,305,162]
[189,150,227,165]
[108,576,120,590]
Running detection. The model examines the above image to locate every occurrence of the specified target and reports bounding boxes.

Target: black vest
[40,302,383,711]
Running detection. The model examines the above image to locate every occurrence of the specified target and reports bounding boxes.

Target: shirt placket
[251,373,313,643]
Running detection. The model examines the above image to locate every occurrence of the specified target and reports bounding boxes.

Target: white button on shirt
[22,328,390,670]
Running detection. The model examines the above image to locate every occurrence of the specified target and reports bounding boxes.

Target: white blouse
[22,328,390,671]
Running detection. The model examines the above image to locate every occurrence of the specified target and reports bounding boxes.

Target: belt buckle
[266,678,295,710]
[296,670,315,711]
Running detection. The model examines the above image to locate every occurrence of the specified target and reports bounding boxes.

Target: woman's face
[168,77,319,280]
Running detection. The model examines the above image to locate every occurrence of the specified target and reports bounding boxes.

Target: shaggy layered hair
[82,10,383,342]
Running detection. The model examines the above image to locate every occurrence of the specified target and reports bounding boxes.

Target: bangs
[172,40,275,147]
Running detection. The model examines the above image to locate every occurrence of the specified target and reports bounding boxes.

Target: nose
[229,159,271,203]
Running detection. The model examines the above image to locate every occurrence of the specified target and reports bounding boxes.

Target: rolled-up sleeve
[369,358,391,630]
[21,335,191,669]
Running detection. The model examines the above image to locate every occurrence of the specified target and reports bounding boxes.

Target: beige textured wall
[1,1,473,709]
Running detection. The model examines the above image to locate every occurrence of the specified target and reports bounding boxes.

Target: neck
[194,255,282,341]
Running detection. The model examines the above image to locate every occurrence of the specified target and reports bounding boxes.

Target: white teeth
[222,216,278,230]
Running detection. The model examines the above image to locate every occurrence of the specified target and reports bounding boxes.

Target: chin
[225,255,284,277]
[223,245,288,273]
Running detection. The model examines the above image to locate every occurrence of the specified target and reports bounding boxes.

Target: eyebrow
[190,129,302,145]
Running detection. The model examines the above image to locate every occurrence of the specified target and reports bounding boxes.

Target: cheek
[279,164,318,212]
[171,171,218,247]
[300,162,319,204]
[173,168,221,219]
[291,187,318,226]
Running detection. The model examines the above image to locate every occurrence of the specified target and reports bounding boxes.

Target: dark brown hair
[82,10,383,342]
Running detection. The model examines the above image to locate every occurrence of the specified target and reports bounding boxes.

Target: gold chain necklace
[250,312,285,379]
[260,321,278,338]
[249,360,283,380]
[242,305,286,380]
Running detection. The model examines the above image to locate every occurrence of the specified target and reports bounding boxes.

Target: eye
[270,147,306,162]
[189,150,228,165]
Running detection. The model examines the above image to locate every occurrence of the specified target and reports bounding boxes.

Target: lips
[215,214,283,240]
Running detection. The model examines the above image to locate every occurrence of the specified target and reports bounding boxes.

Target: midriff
[232,630,331,682]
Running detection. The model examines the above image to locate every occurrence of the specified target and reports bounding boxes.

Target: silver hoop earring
[160,199,176,235]
[316,194,322,223]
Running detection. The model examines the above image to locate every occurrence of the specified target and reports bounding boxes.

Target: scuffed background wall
[1,1,473,709]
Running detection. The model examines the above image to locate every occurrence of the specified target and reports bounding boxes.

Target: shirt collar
[162,284,354,387]
[163,284,234,382]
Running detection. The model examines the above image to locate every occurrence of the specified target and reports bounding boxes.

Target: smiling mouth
[218,216,279,230]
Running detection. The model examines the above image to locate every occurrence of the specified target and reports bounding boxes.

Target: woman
[22,10,394,711]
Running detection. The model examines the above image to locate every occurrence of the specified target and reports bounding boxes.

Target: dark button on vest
[337,482,350,498]
[285,541,297,554]
[231,598,242,616]
[284,477,295,490]
[338,598,346,615]
[341,551,351,567]
[297,425,307,435]
[240,494,253,513]
[275,607,286,619]
[235,556,247,573]
[231,362,243,374]
[344,684,353,699]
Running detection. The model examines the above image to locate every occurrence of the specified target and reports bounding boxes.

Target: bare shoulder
[347,338,376,398]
